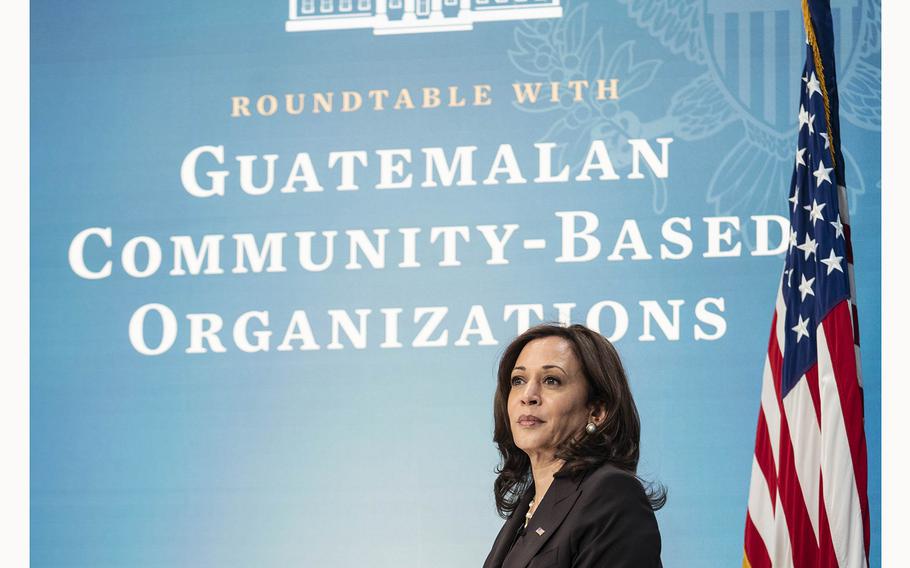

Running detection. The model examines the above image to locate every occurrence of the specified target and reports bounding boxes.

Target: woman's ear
[588,402,607,426]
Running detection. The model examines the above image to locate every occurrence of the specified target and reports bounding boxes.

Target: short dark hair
[492,323,666,518]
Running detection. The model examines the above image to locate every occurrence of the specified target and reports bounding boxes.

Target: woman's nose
[522,381,541,405]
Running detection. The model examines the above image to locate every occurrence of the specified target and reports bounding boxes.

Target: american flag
[743,1,870,567]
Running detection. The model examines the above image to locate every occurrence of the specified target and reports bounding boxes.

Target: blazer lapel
[483,485,535,568]
[501,474,583,568]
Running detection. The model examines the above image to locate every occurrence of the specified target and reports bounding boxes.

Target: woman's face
[507,336,595,460]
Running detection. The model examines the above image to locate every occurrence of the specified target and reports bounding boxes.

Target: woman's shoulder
[572,462,655,520]
[580,463,647,494]
[566,463,662,567]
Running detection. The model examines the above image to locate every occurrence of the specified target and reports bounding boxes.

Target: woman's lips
[517,415,545,427]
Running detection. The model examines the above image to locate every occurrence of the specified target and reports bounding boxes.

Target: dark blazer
[483,463,661,568]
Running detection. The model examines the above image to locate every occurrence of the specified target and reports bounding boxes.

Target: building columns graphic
[430,0,443,21]
[402,0,416,21]
[286,0,562,35]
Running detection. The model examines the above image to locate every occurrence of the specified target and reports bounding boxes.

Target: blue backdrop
[31,1,881,565]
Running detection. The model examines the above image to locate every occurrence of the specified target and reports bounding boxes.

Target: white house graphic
[286,0,562,35]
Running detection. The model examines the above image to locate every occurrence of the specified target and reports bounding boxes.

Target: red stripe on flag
[768,311,783,400]
[754,409,777,508]
[822,300,871,561]
[744,512,772,568]
[804,366,822,426]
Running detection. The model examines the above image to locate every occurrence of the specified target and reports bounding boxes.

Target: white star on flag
[791,314,811,343]
[806,71,822,98]
[808,113,816,135]
[784,268,794,287]
[788,227,798,251]
[798,105,810,130]
[813,161,833,187]
[830,214,845,239]
[805,199,826,224]
[796,147,806,168]
[820,249,844,275]
[797,236,818,260]
[798,274,816,301]
[820,132,830,149]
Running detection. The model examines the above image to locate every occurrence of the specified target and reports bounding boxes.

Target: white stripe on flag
[782,374,821,542]
[748,455,777,553]
[761,355,781,471]
[817,321,868,568]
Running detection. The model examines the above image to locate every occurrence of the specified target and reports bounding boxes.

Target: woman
[483,323,664,568]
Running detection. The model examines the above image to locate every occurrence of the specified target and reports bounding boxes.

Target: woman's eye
[510,376,524,386]
[544,376,561,385]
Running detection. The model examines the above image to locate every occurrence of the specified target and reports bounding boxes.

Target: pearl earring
[585,421,596,434]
